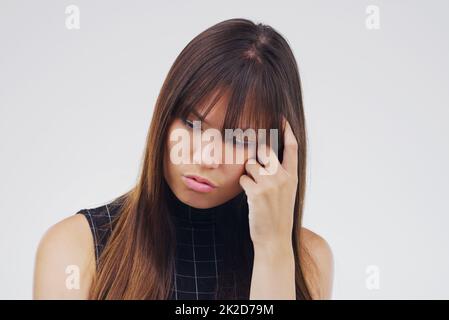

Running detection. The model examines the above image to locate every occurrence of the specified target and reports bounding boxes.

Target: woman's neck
[166,187,231,225]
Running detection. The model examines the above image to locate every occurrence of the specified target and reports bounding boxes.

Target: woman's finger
[239,174,257,193]
[257,142,281,176]
[281,117,298,176]
[245,159,268,183]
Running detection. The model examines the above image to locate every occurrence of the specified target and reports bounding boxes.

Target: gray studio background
[1,0,448,299]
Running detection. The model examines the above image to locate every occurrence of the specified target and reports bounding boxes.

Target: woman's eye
[226,136,255,148]
[234,138,246,147]
[182,118,195,129]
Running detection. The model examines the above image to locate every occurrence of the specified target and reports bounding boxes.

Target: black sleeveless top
[76,189,245,300]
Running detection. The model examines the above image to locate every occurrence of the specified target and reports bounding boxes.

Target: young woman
[33,18,333,300]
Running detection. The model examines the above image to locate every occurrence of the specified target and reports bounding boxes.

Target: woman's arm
[250,227,334,300]
[250,240,296,299]
[241,120,334,299]
[33,214,95,299]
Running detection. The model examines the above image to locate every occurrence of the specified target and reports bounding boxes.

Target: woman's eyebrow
[190,109,224,130]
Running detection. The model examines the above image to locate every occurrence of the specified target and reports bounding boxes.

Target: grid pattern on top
[77,200,242,300]
[168,207,238,300]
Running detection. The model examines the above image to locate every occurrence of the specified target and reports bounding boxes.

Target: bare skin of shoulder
[33,214,96,299]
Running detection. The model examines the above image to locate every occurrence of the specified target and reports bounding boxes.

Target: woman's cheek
[222,163,246,186]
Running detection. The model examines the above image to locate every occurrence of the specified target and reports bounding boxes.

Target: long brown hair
[88,18,315,300]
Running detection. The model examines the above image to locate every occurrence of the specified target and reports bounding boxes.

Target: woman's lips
[181,175,216,193]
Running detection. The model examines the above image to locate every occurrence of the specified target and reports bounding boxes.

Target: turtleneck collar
[166,186,234,226]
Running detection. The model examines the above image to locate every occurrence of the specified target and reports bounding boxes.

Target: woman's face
[163,97,257,209]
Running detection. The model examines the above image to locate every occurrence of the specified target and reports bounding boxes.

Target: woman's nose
[192,137,221,169]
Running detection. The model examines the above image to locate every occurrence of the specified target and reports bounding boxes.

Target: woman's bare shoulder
[299,227,334,299]
[33,213,95,299]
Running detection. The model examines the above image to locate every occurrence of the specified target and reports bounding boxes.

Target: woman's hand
[239,117,299,252]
